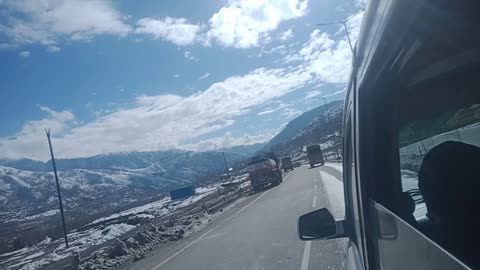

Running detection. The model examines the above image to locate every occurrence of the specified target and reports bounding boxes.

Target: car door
[352,0,480,268]
[343,79,368,270]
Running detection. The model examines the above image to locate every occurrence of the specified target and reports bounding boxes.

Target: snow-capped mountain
[0,150,245,223]
[262,100,344,155]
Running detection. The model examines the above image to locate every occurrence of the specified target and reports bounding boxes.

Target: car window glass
[399,104,480,219]
[397,56,480,268]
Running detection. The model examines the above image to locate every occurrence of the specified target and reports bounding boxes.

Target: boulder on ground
[107,239,128,259]
[124,238,140,249]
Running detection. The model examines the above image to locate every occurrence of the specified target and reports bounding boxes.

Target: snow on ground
[10,210,59,222]
[23,252,44,260]
[239,181,251,189]
[401,169,419,192]
[89,197,171,225]
[90,182,223,226]
[1,174,253,270]
[66,223,137,252]
[325,163,343,172]
[401,169,427,219]
[175,192,213,208]
[319,171,345,220]
[229,173,248,183]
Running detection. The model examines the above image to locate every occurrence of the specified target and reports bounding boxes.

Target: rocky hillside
[0,150,246,224]
[262,100,344,159]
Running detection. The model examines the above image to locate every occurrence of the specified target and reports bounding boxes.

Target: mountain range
[0,100,343,224]
[262,100,343,155]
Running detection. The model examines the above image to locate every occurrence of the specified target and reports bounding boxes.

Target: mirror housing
[298,208,346,240]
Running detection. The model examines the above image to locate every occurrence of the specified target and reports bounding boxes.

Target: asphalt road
[129,164,347,270]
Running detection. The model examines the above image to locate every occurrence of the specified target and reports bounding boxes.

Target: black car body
[306,145,324,168]
[298,0,480,269]
[281,156,294,172]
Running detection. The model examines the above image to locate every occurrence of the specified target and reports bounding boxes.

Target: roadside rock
[133,232,149,245]
[146,223,158,232]
[163,220,174,228]
[107,239,128,259]
[133,254,145,262]
[124,238,140,249]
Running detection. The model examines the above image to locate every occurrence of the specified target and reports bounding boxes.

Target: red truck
[247,158,282,193]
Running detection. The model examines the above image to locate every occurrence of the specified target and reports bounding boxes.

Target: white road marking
[300,241,312,270]
[152,173,293,269]
[300,170,321,270]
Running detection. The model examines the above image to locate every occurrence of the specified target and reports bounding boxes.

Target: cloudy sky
[0,0,365,161]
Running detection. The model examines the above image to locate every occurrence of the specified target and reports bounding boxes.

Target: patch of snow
[239,181,251,189]
[0,247,30,258]
[66,223,136,252]
[196,185,218,194]
[319,171,345,220]
[9,209,59,222]
[401,169,419,192]
[176,192,211,208]
[230,174,248,183]
[89,197,170,225]
[18,251,69,270]
[135,214,154,219]
[23,251,44,260]
[325,163,343,172]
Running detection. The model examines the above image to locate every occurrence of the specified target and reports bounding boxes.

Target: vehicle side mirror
[298,208,345,240]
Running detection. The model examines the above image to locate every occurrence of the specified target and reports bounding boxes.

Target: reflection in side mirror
[298,208,344,240]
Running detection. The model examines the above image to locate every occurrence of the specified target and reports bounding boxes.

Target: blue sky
[0,0,365,160]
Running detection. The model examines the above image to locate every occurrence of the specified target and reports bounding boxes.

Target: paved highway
[129,164,346,270]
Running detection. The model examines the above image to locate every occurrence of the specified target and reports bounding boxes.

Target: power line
[317,10,364,54]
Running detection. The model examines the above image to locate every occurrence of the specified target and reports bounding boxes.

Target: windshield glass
[0,0,356,269]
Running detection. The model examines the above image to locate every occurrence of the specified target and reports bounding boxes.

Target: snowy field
[0,174,251,270]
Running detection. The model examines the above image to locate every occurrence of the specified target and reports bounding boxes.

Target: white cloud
[257,109,276,116]
[46,45,60,53]
[0,0,131,47]
[0,106,75,160]
[323,89,346,98]
[198,72,210,80]
[263,45,288,55]
[0,66,313,160]
[182,130,276,151]
[173,74,180,78]
[257,103,288,115]
[280,107,301,119]
[355,0,368,8]
[19,51,31,58]
[184,51,199,61]
[135,17,203,46]
[278,29,293,41]
[0,9,365,160]
[305,90,322,99]
[283,11,364,84]
[206,0,308,48]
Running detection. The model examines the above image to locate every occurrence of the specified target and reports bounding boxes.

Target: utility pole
[222,152,230,181]
[317,9,364,55]
[323,97,331,124]
[45,129,69,249]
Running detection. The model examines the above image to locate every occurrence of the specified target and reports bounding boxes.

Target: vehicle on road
[306,145,324,168]
[280,156,294,172]
[298,0,480,269]
[247,158,282,193]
